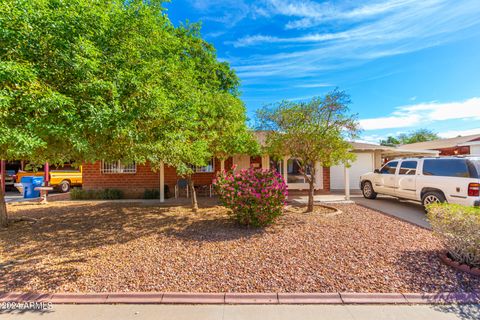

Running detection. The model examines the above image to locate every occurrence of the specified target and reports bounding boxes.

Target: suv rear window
[467,159,480,178]
[423,159,470,178]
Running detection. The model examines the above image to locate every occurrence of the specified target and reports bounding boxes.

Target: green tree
[0,0,252,225]
[380,129,439,146]
[257,89,360,213]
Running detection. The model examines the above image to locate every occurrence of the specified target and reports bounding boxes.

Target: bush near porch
[427,203,480,268]
[214,167,288,227]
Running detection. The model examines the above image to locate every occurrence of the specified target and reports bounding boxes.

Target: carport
[331,143,439,200]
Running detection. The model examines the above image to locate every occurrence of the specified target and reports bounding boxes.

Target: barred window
[101,161,136,174]
[190,158,214,173]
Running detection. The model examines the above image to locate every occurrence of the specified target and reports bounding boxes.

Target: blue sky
[164,0,480,143]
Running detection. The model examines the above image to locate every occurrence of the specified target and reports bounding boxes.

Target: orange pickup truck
[15,166,82,193]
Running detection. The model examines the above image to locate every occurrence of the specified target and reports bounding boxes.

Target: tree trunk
[307,180,315,213]
[188,178,198,213]
[0,187,8,228]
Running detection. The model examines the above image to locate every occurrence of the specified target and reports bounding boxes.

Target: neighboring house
[81,133,437,199]
[400,134,480,156]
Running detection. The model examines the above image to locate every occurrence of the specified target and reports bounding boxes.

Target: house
[400,134,480,156]
[81,132,438,200]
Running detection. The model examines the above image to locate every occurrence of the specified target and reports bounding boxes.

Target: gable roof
[400,134,480,150]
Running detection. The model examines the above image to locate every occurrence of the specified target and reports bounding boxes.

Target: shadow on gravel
[0,200,271,291]
[395,250,480,292]
[431,304,480,320]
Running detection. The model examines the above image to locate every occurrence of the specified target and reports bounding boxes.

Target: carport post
[344,165,350,201]
[159,161,165,203]
[0,160,5,194]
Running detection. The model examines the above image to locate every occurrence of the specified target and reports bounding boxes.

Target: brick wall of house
[82,157,234,198]
[437,146,470,156]
[82,156,330,198]
[323,166,330,192]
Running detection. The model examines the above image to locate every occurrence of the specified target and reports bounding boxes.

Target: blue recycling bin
[20,176,44,198]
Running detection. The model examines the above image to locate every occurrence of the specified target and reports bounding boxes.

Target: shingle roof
[254,132,388,150]
[253,132,438,156]
[400,134,480,150]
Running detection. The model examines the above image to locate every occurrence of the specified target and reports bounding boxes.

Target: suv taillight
[468,183,480,197]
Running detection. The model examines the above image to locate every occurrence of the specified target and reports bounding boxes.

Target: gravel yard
[0,200,478,293]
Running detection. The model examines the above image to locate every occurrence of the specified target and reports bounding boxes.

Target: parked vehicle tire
[362,181,377,199]
[59,180,71,193]
[421,191,446,208]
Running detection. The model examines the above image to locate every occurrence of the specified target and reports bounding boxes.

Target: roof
[253,133,437,156]
[350,141,391,151]
[400,134,480,150]
[253,131,268,147]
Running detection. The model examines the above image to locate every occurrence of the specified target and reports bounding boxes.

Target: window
[380,161,398,174]
[270,158,283,174]
[190,158,214,173]
[286,158,311,183]
[467,159,480,178]
[399,161,417,175]
[423,159,469,178]
[101,161,136,174]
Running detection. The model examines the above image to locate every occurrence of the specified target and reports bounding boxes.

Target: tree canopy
[256,89,359,212]
[0,0,255,224]
[379,129,439,146]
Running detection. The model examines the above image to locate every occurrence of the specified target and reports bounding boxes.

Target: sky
[164,0,480,144]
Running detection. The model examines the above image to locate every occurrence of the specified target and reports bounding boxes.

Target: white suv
[360,157,480,208]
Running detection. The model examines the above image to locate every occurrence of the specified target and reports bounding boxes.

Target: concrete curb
[0,292,478,305]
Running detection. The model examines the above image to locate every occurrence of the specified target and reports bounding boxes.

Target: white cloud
[438,128,480,138]
[232,31,351,47]
[359,115,421,130]
[295,83,333,88]
[231,0,480,80]
[359,97,480,130]
[264,0,419,30]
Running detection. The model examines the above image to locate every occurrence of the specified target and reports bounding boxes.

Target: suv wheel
[362,181,377,199]
[60,180,71,193]
[421,191,446,207]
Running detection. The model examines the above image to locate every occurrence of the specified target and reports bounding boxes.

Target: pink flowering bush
[213,166,288,227]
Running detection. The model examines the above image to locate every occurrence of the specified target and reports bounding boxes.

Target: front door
[374,160,398,195]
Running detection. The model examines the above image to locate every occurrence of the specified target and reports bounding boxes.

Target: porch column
[344,165,350,201]
[159,161,165,203]
[282,157,288,182]
[261,155,270,169]
[0,160,5,194]
[220,159,225,171]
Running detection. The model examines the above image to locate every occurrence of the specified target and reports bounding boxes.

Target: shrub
[144,189,160,199]
[427,203,480,268]
[213,167,288,227]
[143,186,170,199]
[102,188,123,200]
[70,188,123,200]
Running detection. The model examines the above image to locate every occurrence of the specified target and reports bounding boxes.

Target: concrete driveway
[353,195,430,229]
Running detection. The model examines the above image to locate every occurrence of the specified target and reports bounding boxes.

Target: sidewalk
[1,304,479,320]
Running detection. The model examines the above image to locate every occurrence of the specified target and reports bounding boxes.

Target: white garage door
[471,145,480,155]
[330,152,374,190]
